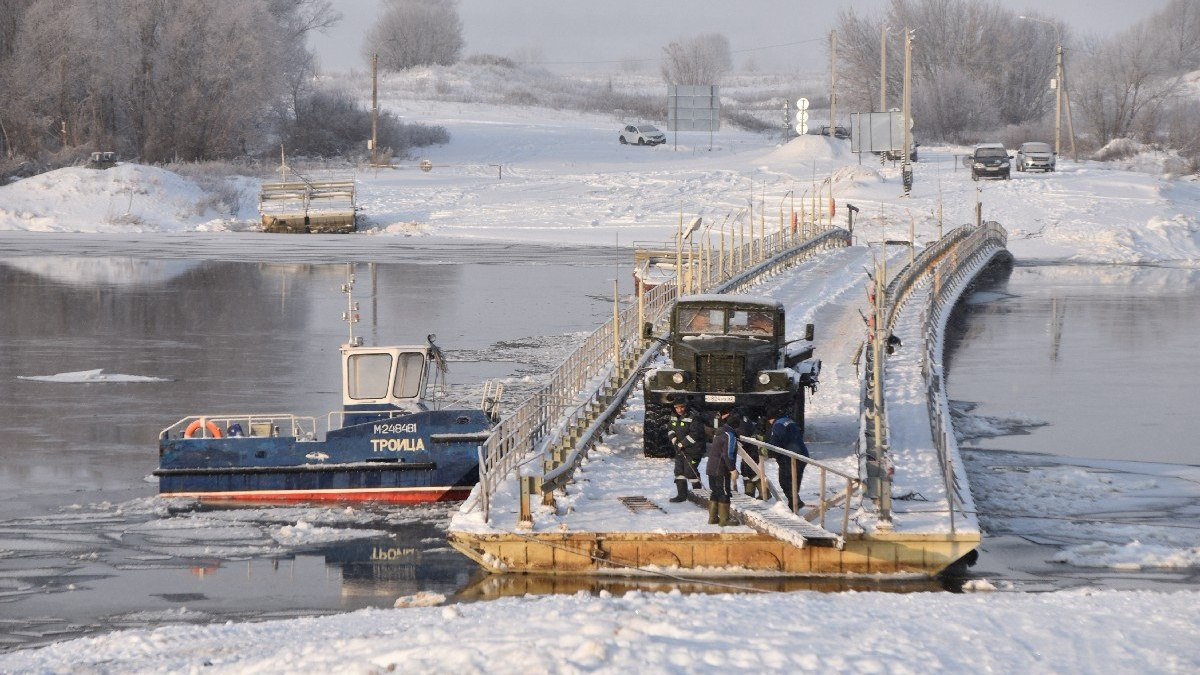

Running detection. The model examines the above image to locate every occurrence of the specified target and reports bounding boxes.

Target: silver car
[619,124,665,146]
[1016,142,1056,172]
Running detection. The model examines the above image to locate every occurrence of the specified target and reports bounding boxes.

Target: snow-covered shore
[3,587,1197,673]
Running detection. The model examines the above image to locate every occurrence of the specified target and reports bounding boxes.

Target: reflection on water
[946,263,1200,464]
[0,253,623,650]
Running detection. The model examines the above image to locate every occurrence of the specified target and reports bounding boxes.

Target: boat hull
[156,408,491,506]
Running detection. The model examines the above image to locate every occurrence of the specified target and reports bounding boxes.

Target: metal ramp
[690,489,842,549]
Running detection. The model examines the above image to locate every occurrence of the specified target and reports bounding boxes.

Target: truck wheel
[643,398,672,458]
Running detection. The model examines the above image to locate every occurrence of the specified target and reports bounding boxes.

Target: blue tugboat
[155,272,500,505]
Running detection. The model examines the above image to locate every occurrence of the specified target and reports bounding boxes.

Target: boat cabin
[342,344,434,414]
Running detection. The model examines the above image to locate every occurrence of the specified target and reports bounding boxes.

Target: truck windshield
[678,307,724,334]
[729,309,774,336]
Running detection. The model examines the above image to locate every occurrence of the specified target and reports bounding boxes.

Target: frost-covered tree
[660,33,732,85]
[834,0,1058,142]
[1073,24,1183,146]
[364,0,463,71]
[0,0,347,163]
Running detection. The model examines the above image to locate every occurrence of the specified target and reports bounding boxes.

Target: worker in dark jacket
[705,409,741,526]
[667,402,706,502]
[768,412,810,511]
[738,413,768,499]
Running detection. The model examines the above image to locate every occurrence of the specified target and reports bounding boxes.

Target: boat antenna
[341,263,362,347]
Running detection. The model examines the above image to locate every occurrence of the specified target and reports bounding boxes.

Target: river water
[0,235,1195,649]
[946,261,1200,591]
[0,236,634,650]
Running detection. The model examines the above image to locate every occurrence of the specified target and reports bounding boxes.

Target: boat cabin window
[393,352,426,399]
[729,309,774,336]
[347,352,392,399]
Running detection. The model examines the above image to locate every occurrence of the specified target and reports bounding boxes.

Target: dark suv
[970,144,1011,180]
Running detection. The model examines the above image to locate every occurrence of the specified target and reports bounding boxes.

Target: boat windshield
[347,352,392,399]
[393,352,426,398]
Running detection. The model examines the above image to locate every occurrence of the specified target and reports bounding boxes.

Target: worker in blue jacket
[768,412,809,511]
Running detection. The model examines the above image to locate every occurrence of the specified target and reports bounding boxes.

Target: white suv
[619,124,665,146]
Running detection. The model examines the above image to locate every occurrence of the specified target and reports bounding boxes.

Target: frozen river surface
[0,237,1197,650]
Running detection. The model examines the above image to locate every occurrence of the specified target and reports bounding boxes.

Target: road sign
[796,97,810,111]
[419,159,433,172]
[797,122,809,135]
[795,110,809,125]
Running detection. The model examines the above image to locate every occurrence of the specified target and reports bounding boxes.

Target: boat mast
[341,263,362,347]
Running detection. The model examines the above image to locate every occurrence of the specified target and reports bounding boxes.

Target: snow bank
[0,164,255,233]
[2,588,1196,673]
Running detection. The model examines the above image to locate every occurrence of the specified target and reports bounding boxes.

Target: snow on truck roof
[676,294,783,309]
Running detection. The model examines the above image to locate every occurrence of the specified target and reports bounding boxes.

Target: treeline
[836,0,1200,164]
[0,0,446,172]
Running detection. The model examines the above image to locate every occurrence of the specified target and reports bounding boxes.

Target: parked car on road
[1015,142,1056,172]
[970,143,1011,180]
[619,124,665,146]
[818,125,850,139]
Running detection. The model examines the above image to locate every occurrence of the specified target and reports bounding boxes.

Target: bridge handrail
[738,435,861,541]
[470,207,851,522]
[864,220,1007,528]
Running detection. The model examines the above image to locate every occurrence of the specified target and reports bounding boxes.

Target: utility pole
[879,25,888,111]
[370,53,379,166]
[829,31,837,135]
[1062,48,1078,161]
[1053,44,1063,159]
[1021,15,1078,162]
[901,28,913,195]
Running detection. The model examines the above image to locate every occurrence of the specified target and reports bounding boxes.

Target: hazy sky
[310,0,1173,73]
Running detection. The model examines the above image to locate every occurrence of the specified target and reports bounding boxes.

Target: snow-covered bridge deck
[450,237,993,576]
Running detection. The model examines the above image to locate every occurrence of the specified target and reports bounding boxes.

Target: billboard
[849,111,905,154]
[667,85,720,132]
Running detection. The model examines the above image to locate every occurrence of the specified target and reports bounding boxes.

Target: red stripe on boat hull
[159,486,473,506]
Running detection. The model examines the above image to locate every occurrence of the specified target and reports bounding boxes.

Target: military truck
[642,294,820,457]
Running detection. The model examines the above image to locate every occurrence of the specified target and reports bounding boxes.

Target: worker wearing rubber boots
[769,412,809,512]
[738,413,767,499]
[667,402,706,503]
[705,409,741,526]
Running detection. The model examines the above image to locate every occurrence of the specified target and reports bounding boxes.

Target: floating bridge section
[259,179,357,233]
[448,214,1010,578]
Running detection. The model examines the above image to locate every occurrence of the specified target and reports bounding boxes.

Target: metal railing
[467,199,852,522]
[160,414,318,441]
[738,436,861,540]
[861,221,1008,529]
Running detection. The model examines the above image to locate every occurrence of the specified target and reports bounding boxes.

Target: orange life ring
[184,420,223,439]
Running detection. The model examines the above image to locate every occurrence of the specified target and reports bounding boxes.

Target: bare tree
[834,0,1058,141]
[1148,0,1200,72]
[1073,24,1182,146]
[660,33,732,85]
[364,0,463,71]
[0,0,308,162]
